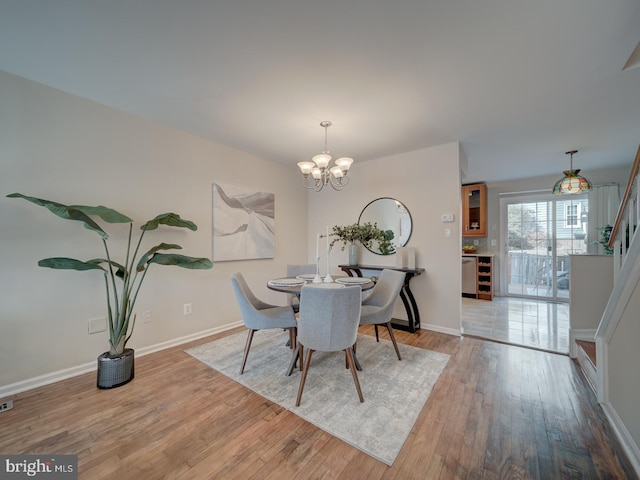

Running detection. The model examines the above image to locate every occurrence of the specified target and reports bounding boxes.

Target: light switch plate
[441,213,454,223]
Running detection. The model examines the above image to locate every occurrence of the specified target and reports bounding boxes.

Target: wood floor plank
[0,325,636,480]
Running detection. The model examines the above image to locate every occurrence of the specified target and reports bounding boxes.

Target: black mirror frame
[358,197,413,255]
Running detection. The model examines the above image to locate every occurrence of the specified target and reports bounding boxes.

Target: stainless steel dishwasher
[462,256,477,297]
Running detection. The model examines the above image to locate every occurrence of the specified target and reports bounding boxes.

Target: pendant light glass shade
[552,150,592,195]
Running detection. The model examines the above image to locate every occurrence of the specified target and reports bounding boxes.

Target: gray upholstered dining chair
[285,264,316,313]
[230,272,298,375]
[295,284,364,406]
[359,268,405,361]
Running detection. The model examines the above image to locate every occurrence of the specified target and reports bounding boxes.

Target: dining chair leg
[347,341,357,368]
[240,329,256,375]
[374,324,380,342]
[299,342,304,371]
[345,347,364,403]
[385,322,402,361]
[288,327,295,350]
[286,344,299,376]
[296,348,314,406]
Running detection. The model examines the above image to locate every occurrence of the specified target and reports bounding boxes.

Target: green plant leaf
[7,193,110,239]
[68,205,133,223]
[136,243,183,271]
[141,213,197,232]
[147,254,213,269]
[38,257,107,272]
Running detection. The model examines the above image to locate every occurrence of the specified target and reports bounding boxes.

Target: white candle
[326,226,330,250]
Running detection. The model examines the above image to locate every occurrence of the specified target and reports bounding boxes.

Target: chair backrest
[297,285,362,352]
[286,264,317,277]
[230,272,274,329]
[285,264,317,308]
[363,269,405,308]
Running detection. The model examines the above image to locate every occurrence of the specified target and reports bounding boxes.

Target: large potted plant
[329,222,395,265]
[8,193,213,388]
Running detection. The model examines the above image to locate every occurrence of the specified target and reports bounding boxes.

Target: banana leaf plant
[8,193,213,356]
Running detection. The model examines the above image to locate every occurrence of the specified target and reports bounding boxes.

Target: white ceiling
[1,0,639,183]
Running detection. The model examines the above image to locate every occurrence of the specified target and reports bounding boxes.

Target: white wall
[0,71,308,389]
[305,143,463,335]
[609,279,640,453]
[568,254,613,354]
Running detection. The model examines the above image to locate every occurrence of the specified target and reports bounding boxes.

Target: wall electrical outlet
[183,303,192,315]
[0,400,14,413]
[88,317,106,334]
[143,310,152,324]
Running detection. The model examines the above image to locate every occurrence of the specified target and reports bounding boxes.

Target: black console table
[338,264,425,333]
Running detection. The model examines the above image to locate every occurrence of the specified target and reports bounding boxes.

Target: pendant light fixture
[297,121,354,191]
[552,150,592,195]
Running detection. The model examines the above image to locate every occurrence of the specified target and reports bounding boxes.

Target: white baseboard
[601,401,640,477]
[421,323,461,337]
[569,328,597,358]
[0,321,242,399]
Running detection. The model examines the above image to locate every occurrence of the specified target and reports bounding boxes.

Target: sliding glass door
[502,193,588,301]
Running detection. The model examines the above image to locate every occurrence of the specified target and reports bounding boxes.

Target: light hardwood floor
[1,325,635,479]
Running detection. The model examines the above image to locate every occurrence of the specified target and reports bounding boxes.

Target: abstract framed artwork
[212,183,275,261]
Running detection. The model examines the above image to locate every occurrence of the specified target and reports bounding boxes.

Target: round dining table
[266,275,374,295]
[266,275,375,376]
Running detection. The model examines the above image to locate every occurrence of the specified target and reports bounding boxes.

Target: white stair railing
[609,145,640,280]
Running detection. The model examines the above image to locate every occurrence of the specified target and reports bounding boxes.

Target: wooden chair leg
[346,341,358,369]
[240,329,256,375]
[345,347,364,403]
[296,348,314,406]
[286,344,299,376]
[385,322,402,361]
[299,342,304,371]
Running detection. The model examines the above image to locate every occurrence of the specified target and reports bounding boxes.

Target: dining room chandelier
[552,149,593,195]
[297,121,354,191]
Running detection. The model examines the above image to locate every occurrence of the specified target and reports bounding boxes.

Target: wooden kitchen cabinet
[462,183,487,237]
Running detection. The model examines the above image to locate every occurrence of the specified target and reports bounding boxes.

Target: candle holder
[313,233,323,283]
[323,227,333,283]
[324,247,334,283]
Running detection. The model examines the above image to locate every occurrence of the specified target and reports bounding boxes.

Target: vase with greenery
[8,193,213,388]
[329,222,395,264]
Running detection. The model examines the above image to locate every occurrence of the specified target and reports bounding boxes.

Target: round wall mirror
[358,197,413,255]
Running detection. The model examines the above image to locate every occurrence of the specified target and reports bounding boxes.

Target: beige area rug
[186,329,449,465]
